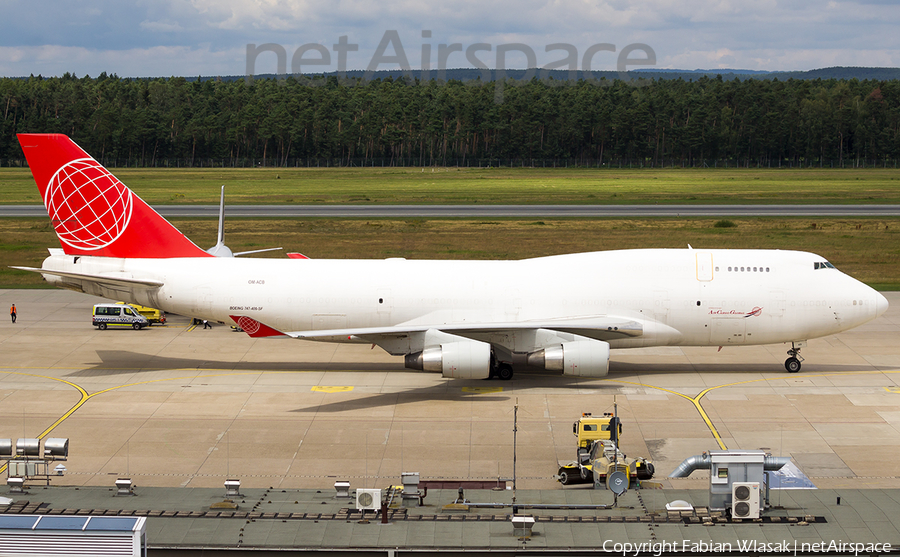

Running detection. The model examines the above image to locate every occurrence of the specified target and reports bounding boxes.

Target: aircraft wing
[230,314,643,344]
[10,266,164,290]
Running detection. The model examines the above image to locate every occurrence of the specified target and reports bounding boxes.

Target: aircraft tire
[785,357,801,373]
[497,363,514,380]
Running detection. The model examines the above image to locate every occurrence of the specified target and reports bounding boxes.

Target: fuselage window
[740,267,745,271]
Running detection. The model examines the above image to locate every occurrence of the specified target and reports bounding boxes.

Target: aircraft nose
[875,291,889,317]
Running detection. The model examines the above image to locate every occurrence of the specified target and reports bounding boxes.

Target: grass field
[3,166,898,288]
[1,166,900,205]
[3,216,898,289]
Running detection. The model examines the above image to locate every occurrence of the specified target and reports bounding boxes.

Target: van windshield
[124,308,134,316]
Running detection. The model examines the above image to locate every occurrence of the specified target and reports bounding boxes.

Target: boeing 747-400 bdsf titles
[13,134,889,379]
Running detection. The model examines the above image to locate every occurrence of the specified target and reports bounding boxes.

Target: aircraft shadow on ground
[66,350,404,377]
[64,351,882,413]
[70,351,879,378]
[611,361,882,375]
[289,373,628,413]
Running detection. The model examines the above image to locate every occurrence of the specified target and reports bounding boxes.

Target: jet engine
[404,339,492,379]
[527,339,610,377]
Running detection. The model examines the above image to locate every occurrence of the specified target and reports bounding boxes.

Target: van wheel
[133,323,140,330]
[98,323,107,330]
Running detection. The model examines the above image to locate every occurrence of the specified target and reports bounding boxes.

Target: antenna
[206,185,282,257]
[513,398,518,506]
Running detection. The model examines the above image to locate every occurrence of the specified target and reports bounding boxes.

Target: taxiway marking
[2,367,897,477]
[611,368,900,452]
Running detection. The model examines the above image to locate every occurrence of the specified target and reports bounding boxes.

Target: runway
[3,203,900,218]
[1,288,898,493]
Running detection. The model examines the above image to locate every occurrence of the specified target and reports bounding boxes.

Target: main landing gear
[785,341,805,373]
[487,354,514,380]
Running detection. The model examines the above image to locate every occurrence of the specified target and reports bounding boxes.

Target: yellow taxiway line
[0,366,896,476]
[609,379,728,450]
[609,368,900,451]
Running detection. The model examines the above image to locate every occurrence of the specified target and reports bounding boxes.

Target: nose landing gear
[785,342,805,373]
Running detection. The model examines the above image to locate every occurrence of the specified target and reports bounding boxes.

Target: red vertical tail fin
[18,133,210,258]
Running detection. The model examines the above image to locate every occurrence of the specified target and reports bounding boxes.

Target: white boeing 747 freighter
[14,134,888,380]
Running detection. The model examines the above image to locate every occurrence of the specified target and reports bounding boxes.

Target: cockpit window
[814,261,836,270]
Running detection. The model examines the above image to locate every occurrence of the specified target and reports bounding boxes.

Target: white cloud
[139,20,185,33]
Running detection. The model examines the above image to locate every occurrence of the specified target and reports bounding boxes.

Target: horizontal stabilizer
[10,266,163,289]
[230,316,288,337]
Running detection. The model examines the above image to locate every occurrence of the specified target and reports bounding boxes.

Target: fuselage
[41,248,887,349]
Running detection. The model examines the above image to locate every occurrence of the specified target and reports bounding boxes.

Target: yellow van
[115,302,165,325]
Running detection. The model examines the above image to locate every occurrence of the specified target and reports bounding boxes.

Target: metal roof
[0,515,144,532]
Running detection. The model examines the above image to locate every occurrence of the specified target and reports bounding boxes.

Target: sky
[0,0,898,78]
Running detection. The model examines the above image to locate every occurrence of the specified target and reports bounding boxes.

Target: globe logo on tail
[45,158,133,251]
[236,316,262,335]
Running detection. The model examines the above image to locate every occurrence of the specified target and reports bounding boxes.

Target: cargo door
[192,286,213,316]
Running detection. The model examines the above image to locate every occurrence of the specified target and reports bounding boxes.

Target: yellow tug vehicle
[556,407,655,488]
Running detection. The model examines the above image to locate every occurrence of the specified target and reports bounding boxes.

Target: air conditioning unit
[356,488,381,511]
[731,482,760,519]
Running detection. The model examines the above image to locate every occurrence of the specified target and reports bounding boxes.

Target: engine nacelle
[404,339,491,379]
[527,339,610,377]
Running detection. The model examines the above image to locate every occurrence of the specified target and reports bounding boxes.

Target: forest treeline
[1,73,899,167]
